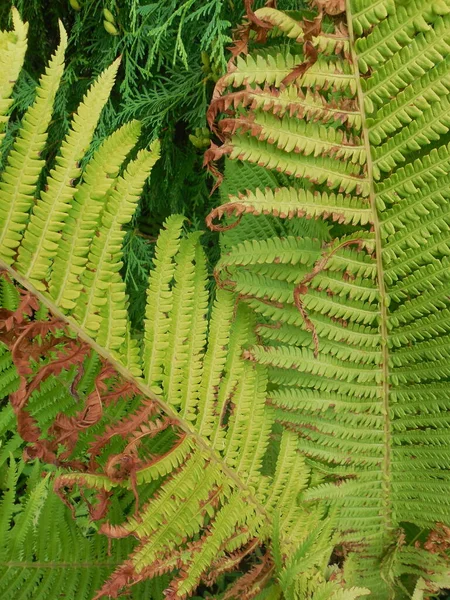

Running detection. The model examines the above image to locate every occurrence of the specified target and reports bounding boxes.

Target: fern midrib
[0,259,270,523]
[346,0,393,544]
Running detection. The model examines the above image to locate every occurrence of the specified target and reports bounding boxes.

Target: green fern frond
[74,142,160,350]
[142,214,186,388]
[209,187,372,227]
[223,111,366,164]
[0,457,159,600]
[49,120,142,309]
[227,135,368,195]
[208,1,450,596]
[224,51,356,93]
[0,22,66,262]
[162,231,207,409]
[7,3,450,597]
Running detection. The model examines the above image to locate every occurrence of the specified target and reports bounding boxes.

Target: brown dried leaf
[312,0,346,15]
[281,41,318,87]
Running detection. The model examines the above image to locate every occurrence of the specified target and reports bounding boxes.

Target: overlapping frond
[48,120,141,309]
[0,288,160,599]
[16,58,121,286]
[0,456,161,600]
[207,1,450,596]
[0,256,319,599]
[0,14,158,370]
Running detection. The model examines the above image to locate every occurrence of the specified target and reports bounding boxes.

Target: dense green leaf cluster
[0,10,341,599]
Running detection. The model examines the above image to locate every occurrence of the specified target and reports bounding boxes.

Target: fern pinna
[206,0,450,597]
[0,9,366,600]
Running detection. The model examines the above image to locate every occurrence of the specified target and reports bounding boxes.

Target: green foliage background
[0,0,304,328]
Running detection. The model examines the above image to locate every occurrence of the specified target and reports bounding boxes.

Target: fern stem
[0,259,270,524]
[346,0,394,548]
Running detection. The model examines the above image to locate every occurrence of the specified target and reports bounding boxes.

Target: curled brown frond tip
[311,0,346,15]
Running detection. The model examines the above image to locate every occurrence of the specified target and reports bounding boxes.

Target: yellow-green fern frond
[161,231,207,408]
[74,141,160,350]
[0,8,28,145]
[16,58,121,287]
[0,22,67,263]
[142,214,186,388]
[49,120,141,309]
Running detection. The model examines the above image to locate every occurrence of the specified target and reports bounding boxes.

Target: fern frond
[208,1,450,596]
[142,214,186,388]
[74,142,160,351]
[208,187,372,228]
[226,135,369,195]
[365,13,450,105]
[209,86,361,142]
[254,7,350,56]
[16,58,121,287]
[224,51,356,93]
[0,8,28,145]
[0,22,66,262]
[49,120,141,308]
[0,457,155,600]
[221,111,366,164]
[354,0,448,69]
[162,232,208,410]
